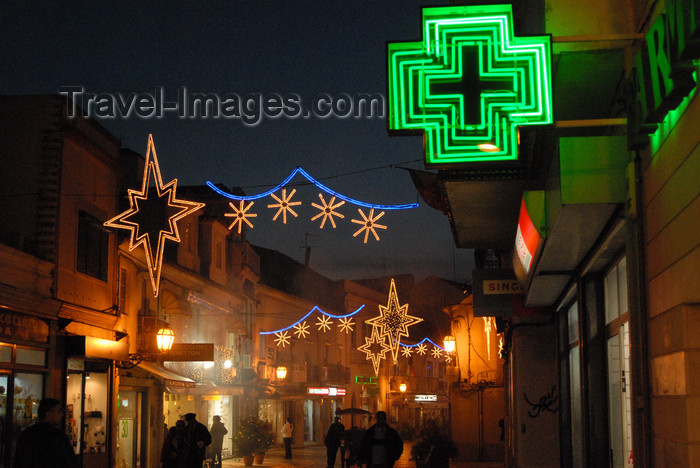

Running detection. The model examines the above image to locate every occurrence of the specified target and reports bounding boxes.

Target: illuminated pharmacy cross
[428,47,515,127]
[387,4,553,164]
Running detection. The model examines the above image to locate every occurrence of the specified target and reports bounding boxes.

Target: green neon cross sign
[388,5,553,165]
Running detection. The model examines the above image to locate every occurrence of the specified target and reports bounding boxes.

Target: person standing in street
[281,417,294,459]
[13,398,78,468]
[357,411,403,468]
[183,413,211,468]
[209,415,228,468]
[325,416,345,468]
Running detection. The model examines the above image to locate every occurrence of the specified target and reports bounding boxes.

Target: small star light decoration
[293,321,310,339]
[351,208,387,244]
[431,346,443,359]
[274,331,291,348]
[358,326,391,375]
[338,317,354,334]
[311,193,345,228]
[268,188,301,223]
[415,343,427,355]
[401,346,413,358]
[316,315,333,332]
[224,200,257,234]
[366,278,423,363]
[104,134,204,297]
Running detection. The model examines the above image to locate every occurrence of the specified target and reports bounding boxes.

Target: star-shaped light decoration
[274,331,291,348]
[351,208,387,243]
[311,193,345,228]
[365,278,423,363]
[415,343,427,355]
[401,346,413,358]
[357,326,391,375]
[338,317,354,334]
[268,188,301,224]
[445,354,452,363]
[224,200,257,234]
[293,321,310,339]
[104,134,205,297]
[431,346,443,359]
[316,315,333,332]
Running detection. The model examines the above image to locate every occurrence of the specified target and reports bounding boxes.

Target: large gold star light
[104,135,204,296]
[358,325,391,376]
[365,278,423,363]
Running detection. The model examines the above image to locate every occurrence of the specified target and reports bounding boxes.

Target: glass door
[116,390,142,468]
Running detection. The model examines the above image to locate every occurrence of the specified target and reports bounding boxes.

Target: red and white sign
[515,198,541,274]
[307,387,347,396]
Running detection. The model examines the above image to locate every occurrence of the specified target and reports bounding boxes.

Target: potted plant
[231,414,275,466]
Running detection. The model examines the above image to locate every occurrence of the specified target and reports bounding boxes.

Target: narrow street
[220,443,505,468]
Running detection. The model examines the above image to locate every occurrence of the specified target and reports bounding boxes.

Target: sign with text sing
[473,269,521,317]
[162,343,214,362]
[388,4,553,165]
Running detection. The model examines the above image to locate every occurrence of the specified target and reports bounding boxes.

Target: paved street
[220,443,505,468]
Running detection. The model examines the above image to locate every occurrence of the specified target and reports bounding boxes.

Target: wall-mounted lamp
[443,335,455,353]
[156,327,175,352]
[276,366,288,380]
[399,382,407,393]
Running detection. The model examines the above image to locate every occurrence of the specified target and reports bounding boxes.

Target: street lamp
[399,382,407,393]
[443,335,455,354]
[156,327,175,352]
[276,366,288,380]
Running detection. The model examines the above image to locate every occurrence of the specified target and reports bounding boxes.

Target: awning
[137,362,195,388]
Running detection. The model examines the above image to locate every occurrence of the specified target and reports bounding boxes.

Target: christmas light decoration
[445,354,452,363]
[398,338,446,353]
[224,200,257,234]
[274,331,291,348]
[293,321,310,339]
[311,193,345,228]
[316,315,333,332]
[483,316,493,360]
[259,305,365,336]
[207,167,419,210]
[415,343,427,355]
[366,279,422,362]
[401,346,413,357]
[498,334,504,359]
[338,317,354,334]
[358,325,391,376]
[267,188,301,224]
[387,4,553,165]
[104,134,205,296]
[431,346,443,359]
[351,208,388,243]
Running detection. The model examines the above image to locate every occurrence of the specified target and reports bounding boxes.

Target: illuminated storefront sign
[630,0,700,146]
[388,4,552,165]
[414,394,438,402]
[307,387,347,396]
[515,197,541,275]
[355,376,378,385]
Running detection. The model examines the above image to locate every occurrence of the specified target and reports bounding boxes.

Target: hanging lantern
[443,335,455,353]
[399,382,407,393]
[276,366,288,380]
[156,327,175,352]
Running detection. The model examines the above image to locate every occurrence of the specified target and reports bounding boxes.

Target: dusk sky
[2,1,474,284]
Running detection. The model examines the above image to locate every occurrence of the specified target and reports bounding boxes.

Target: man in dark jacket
[183,413,212,468]
[13,398,78,468]
[325,416,345,468]
[357,411,403,468]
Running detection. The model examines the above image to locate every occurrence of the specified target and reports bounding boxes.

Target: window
[77,211,109,281]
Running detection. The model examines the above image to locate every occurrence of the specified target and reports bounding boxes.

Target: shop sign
[162,343,214,361]
[474,269,520,317]
[355,376,378,385]
[414,395,437,402]
[630,0,700,146]
[483,280,522,295]
[515,198,541,275]
[307,387,347,396]
[165,379,195,388]
[0,310,49,343]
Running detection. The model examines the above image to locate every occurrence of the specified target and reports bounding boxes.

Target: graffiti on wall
[523,385,559,418]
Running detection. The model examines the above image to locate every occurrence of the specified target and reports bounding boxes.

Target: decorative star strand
[357,325,391,376]
[293,321,310,339]
[311,193,345,228]
[259,305,365,336]
[445,354,452,363]
[401,346,413,357]
[366,278,422,363]
[316,315,333,332]
[431,347,443,358]
[338,317,354,334]
[268,188,301,224]
[104,134,204,297]
[416,343,427,355]
[351,208,387,243]
[224,200,257,233]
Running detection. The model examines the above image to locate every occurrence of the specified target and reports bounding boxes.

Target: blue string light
[398,337,446,352]
[260,304,365,335]
[207,167,419,210]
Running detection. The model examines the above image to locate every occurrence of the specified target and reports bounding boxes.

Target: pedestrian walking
[325,416,345,468]
[209,415,228,468]
[281,417,294,459]
[183,413,212,468]
[357,411,403,468]
[161,420,186,468]
[13,397,78,468]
